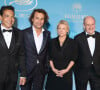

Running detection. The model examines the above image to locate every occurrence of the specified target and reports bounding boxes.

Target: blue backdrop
[0,0,100,90]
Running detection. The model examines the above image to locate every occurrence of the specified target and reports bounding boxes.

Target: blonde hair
[57,20,69,31]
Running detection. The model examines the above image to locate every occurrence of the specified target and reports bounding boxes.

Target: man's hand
[19,77,26,85]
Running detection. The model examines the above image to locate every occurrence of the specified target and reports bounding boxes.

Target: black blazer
[49,37,77,70]
[0,25,26,82]
[23,27,50,75]
[74,31,100,75]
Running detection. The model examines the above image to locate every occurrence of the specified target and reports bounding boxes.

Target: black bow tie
[86,34,95,38]
[3,29,12,32]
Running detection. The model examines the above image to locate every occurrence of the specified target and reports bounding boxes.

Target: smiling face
[32,12,45,30]
[84,16,95,35]
[57,23,69,37]
[0,9,15,29]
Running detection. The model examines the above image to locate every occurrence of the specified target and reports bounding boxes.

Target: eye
[36,17,39,19]
[5,15,9,17]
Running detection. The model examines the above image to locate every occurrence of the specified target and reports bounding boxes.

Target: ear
[83,24,85,30]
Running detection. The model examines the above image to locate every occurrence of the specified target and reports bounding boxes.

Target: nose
[8,16,12,21]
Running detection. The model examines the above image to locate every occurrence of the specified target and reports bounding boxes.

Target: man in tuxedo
[21,9,50,90]
[0,6,26,90]
[74,16,100,90]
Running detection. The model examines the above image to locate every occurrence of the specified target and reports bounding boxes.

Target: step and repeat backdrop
[0,0,100,90]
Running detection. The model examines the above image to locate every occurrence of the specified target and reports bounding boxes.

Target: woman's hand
[56,69,68,77]
[52,68,60,75]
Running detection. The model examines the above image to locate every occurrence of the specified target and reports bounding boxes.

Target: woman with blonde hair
[45,20,77,90]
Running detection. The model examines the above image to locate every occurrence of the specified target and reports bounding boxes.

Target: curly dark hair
[29,9,49,25]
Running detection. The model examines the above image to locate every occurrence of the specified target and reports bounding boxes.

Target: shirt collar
[1,24,13,31]
[32,26,45,35]
[85,32,95,35]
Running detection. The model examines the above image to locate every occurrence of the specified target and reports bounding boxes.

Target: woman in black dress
[45,20,77,90]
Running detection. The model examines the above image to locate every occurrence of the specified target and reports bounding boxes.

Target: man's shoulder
[13,26,20,31]
[23,27,32,31]
[44,29,51,38]
[13,27,22,35]
[44,29,50,33]
[95,31,100,38]
[74,32,84,39]
[95,31,100,35]
[21,27,32,35]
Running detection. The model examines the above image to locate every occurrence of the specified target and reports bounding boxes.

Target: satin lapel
[27,28,37,52]
[39,31,48,54]
[93,32,98,58]
[0,27,8,50]
[9,29,16,54]
[82,32,92,57]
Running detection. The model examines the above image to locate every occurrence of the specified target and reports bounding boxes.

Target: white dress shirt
[32,26,44,64]
[86,32,95,64]
[1,25,12,48]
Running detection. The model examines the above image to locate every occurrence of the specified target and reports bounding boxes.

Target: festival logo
[65,3,87,22]
[4,0,38,11]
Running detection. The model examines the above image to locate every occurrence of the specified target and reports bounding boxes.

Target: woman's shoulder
[51,37,58,42]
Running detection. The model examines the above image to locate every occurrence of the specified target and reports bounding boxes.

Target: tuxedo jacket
[0,25,26,82]
[23,27,50,75]
[74,31,100,76]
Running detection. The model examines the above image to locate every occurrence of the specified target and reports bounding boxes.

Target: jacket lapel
[93,32,98,58]
[27,27,37,53]
[0,26,9,50]
[82,32,92,57]
[9,29,16,54]
[39,30,48,54]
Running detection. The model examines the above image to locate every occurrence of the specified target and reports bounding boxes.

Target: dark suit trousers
[0,72,17,90]
[21,64,45,90]
[75,65,100,90]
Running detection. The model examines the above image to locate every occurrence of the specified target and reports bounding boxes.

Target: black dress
[45,36,77,90]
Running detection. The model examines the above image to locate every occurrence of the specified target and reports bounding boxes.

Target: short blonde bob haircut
[57,20,69,31]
